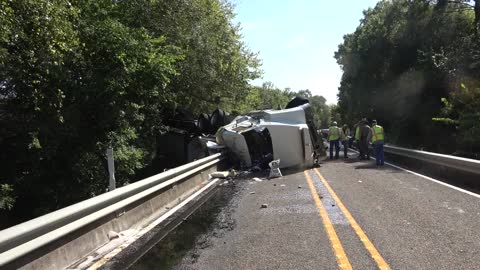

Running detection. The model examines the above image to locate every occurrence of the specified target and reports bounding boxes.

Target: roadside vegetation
[0,0,258,227]
[0,0,332,228]
[335,0,480,158]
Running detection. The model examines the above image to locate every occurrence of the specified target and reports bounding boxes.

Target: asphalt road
[136,153,480,270]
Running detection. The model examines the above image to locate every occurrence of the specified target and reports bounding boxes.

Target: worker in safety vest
[341,124,350,159]
[328,121,343,159]
[355,118,371,160]
[371,119,385,166]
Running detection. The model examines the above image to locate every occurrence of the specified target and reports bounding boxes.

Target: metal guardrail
[384,145,480,175]
[0,153,224,267]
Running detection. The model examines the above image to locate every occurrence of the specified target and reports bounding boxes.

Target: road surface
[132,154,480,270]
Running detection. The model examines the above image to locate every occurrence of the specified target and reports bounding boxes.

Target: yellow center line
[313,168,391,270]
[303,170,353,270]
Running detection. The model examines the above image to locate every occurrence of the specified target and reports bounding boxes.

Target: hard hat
[372,119,377,124]
[332,121,337,126]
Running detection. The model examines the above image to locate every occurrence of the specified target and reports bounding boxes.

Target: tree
[309,95,331,128]
[433,83,480,157]
[335,0,479,155]
[114,0,262,114]
[0,0,262,227]
[296,89,313,99]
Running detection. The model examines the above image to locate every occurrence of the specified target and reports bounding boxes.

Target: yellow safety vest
[329,126,340,141]
[372,125,384,142]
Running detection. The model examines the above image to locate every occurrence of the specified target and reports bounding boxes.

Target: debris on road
[280,184,286,187]
[107,231,119,240]
[261,204,268,208]
[269,159,282,178]
[249,191,256,194]
[210,170,236,179]
[358,180,363,183]
[236,170,252,178]
[210,171,229,178]
[252,177,263,182]
[298,185,302,189]
[75,229,138,269]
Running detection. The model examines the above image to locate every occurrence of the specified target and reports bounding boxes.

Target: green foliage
[335,0,480,155]
[0,0,261,226]
[231,82,291,112]
[310,96,333,128]
[113,0,262,114]
[435,83,480,155]
[0,184,15,210]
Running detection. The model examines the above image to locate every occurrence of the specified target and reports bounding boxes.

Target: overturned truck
[216,99,324,169]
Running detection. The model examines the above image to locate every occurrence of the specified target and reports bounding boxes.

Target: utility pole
[106,147,116,191]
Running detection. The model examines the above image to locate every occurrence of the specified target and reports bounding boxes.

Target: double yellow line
[304,168,391,270]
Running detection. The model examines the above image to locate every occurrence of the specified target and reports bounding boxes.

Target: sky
[233,0,380,104]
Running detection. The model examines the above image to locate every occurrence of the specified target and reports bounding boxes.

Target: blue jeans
[374,143,384,165]
[329,140,340,159]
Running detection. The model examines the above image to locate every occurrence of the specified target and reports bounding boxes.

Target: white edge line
[384,161,480,199]
[87,178,221,270]
[348,148,480,199]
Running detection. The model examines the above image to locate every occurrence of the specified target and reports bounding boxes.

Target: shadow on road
[354,163,380,170]
[345,158,370,164]
[344,159,361,164]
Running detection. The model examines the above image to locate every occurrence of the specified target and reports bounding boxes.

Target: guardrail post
[106,147,116,191]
